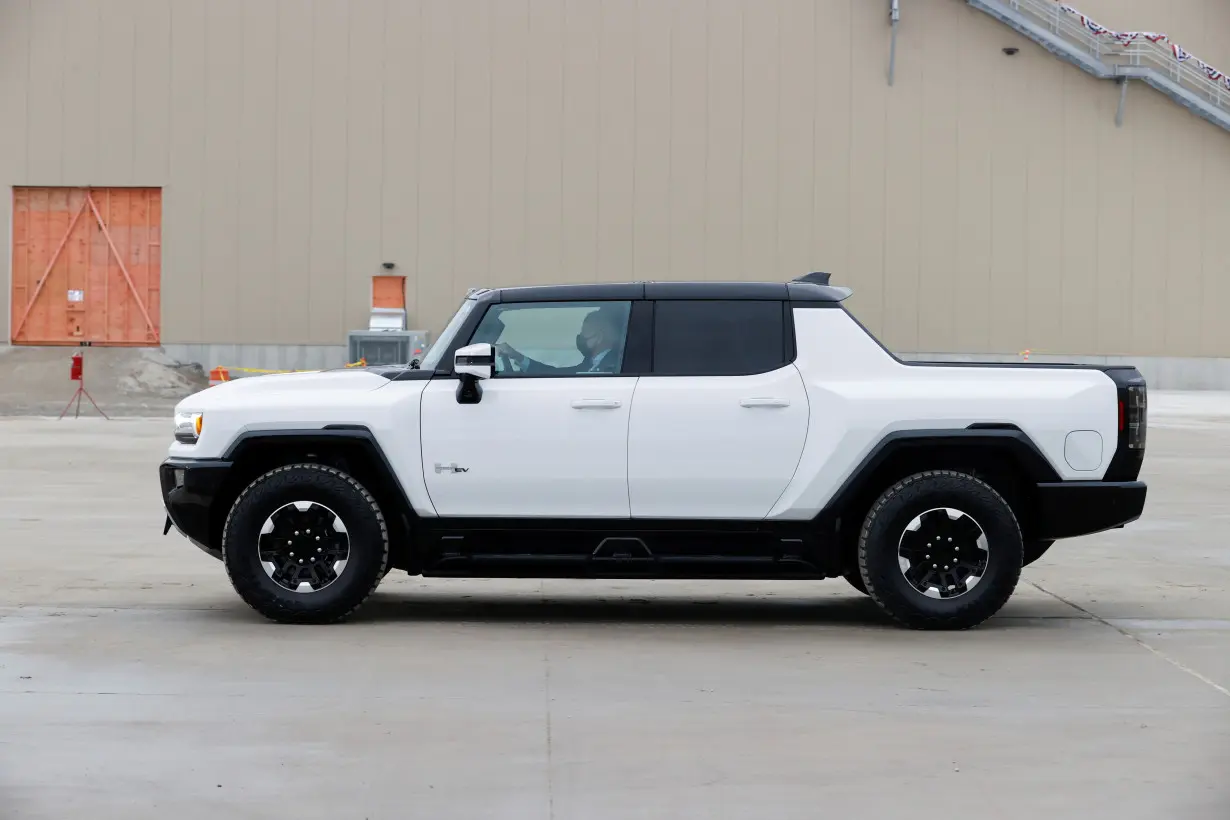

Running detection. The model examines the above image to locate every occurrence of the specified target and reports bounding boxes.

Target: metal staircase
[967,0,1230,133]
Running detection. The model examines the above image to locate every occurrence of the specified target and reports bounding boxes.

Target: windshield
[417,297,477,370]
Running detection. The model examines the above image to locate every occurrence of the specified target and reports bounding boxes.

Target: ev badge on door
[434,462,469,474]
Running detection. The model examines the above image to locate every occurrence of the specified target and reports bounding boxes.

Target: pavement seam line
[1029,581,1230,700]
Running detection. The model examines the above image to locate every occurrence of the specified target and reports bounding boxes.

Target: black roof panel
[483,279,849,304]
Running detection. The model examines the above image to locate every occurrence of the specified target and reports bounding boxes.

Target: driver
[496,308,623,374]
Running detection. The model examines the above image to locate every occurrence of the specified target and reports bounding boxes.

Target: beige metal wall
[2,0,1229,359]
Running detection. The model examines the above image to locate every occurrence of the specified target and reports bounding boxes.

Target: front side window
[468,301,632,376]
[652,300,787,376]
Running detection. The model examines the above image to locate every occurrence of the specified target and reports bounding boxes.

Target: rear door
[627,299,809,519]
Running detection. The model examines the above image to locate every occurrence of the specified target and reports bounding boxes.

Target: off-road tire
[858,470,1023,630]
[1022,539,1055,567]
[222,463,389,624]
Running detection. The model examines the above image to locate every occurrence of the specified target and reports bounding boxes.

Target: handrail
[979,0,1230,130]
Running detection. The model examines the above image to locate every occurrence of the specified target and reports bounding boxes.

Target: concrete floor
[1,397,1229,819]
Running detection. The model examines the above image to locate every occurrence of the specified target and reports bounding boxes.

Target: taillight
[1125,384,1147,450]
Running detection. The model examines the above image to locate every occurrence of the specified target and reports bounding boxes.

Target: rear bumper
[1033,480,1147,540]
[159,457,233,559]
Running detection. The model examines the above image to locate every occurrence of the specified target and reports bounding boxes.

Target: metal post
[1115,77,1129,127]
[888,0,900,86]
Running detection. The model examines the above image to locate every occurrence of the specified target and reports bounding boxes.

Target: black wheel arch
[209,426,420,572]
[819,426,1060,573]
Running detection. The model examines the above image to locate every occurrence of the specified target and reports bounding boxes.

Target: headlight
[174,412,203,444]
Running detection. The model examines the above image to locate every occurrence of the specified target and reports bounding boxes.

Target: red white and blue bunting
[1056,3,1230,92]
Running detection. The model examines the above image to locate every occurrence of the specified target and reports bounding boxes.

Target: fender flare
[220,425,418,524]
[816,426,1062,522]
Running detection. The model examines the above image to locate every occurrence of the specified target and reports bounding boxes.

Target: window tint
[468,301,632,376]
[652,300,787,376]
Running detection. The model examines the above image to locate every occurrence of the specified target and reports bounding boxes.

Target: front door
[627,299,810,519]
[420,299,637,518]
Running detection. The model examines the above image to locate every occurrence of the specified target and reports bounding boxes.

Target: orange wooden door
[11,187,161,346]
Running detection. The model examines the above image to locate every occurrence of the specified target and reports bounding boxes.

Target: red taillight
[1118,399,1125,431]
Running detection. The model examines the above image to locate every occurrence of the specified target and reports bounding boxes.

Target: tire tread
[221,463,389,624]
[858,469,1022,630]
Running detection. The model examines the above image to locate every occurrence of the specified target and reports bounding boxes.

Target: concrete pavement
[1,396,1228,819]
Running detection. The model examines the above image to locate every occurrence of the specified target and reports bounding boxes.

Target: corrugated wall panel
[5,0,1230,360]
[235,0,278,347]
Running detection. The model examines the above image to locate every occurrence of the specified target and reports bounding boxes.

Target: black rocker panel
[415,517,838,580]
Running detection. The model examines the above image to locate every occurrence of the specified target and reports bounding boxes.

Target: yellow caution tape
[214,358,368,376]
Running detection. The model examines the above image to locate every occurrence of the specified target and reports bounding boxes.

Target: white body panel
[1064,430,1104,471]
[167,369,438,518]
[419,377,638,517]
[168,302,1123,525]
[767,308,1120,520]
[627,366,809,518]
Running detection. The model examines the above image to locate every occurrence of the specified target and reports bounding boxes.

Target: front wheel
[221,463,390,624]
[857,470,1023,630]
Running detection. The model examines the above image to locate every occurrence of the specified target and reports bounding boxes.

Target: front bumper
[1033,480,1147,540]
[159,457,233,559]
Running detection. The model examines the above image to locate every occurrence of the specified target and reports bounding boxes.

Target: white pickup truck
[160,273,1148,630]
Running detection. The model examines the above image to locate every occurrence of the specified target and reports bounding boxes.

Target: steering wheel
[497,349,515,374]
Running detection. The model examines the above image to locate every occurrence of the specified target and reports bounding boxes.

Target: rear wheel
[857,470,1023,630]
[222,463,389,624]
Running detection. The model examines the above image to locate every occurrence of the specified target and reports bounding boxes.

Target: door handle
[739,397,790,408]
[571,399,622,409]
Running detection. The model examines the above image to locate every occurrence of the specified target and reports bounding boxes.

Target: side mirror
[454,343,495,380]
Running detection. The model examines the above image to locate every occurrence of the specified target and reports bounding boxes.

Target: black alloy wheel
[222,463,389,624]
[857,470,1023,630]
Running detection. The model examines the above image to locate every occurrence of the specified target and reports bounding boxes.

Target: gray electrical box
[347,329,431,366]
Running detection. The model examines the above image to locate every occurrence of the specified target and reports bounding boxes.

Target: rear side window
[651,300,788,376]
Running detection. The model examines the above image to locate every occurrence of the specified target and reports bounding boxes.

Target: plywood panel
[11,187,161,346]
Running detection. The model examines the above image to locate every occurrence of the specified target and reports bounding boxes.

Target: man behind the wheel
[495,308,624,375]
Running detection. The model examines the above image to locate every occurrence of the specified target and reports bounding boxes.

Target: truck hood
[178,368,394,411]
